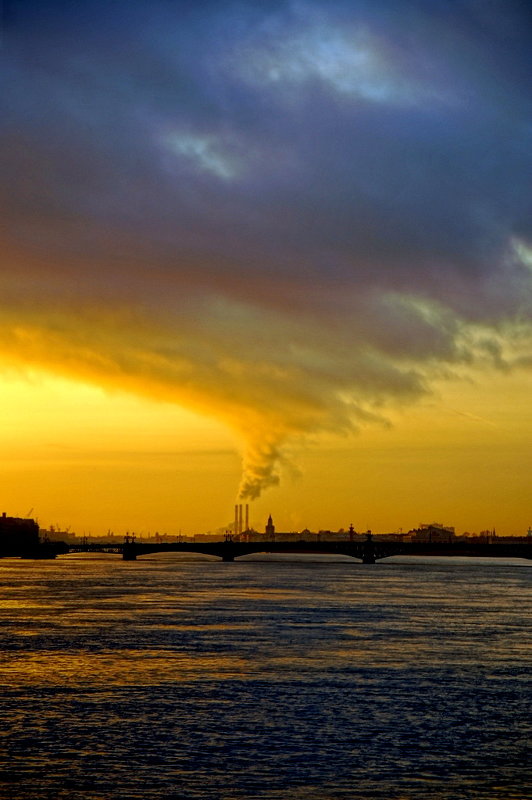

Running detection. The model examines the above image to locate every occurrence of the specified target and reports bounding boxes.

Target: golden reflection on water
[0,600,48,609]
[0,651,252,688]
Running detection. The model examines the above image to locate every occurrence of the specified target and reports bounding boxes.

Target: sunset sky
[1,0,531,536]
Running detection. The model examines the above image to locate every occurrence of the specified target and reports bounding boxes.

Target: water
[0,554,530,799]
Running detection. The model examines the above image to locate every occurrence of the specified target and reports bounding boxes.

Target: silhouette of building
[410,523,455,543]
[265,514,275,539]
[0,512,40,556]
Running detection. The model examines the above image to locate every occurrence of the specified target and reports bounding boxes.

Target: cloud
[1,0,531,497]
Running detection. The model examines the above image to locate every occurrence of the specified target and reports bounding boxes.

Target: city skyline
[1,1,531,536]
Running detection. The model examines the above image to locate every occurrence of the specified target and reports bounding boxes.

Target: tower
[265,514,275,539]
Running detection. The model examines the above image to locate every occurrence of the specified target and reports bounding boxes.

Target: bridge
[66,534,532,564]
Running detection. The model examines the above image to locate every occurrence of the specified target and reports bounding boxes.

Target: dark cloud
[1,0,531,495]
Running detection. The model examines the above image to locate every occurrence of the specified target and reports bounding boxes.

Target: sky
[0,0,531,536]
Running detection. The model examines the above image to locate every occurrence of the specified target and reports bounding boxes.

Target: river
[0,554,529,799]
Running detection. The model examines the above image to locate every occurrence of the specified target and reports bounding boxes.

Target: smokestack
[234,505,238,536]
[245,503,249,532]
[238,504,243,536]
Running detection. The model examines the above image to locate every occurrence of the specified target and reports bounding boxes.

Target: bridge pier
[220,537,237,562]
[122,546,137,561]
[362,533,376,564]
